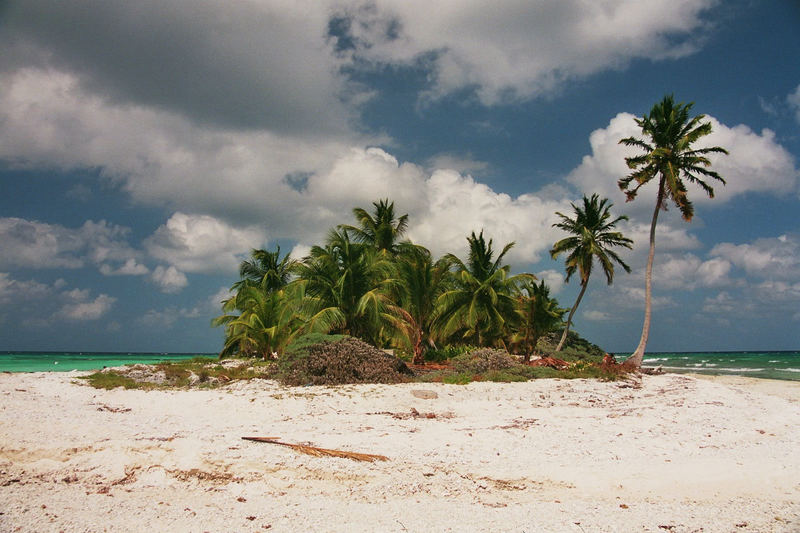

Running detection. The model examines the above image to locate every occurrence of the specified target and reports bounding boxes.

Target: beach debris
[525,356,569,369]
[96,403,131,413]
[411,389,438,399]
[367,408,454,420]
[241,436,389,462]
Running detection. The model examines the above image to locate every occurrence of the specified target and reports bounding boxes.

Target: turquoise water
[1,350,798,381]
[640,351,800,381]
[0,352,215,373]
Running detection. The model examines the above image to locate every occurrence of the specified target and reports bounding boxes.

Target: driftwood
[241,436,389,463]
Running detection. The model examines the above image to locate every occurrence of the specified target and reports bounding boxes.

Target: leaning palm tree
[434,231,532,347]
[619,95,727,368]
[339,199,409,255]
[550,194,633,352]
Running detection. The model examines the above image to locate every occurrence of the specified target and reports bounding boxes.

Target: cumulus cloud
[56,289,116,321]
[0,217,141,272]
[144,213,267,274]
[567,112,799,217]
[710,234,800,281]
[150,265,189,294]
[338,0,718,104]
[536,269,565,295]
[99,259,149,277]
[653,253,733,289]
[0,0,354,134]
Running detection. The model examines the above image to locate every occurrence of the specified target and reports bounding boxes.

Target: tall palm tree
[390,244,454,363]
[339,198,409,255]
[294,228,396,345]
[434,231,532,347]
[511,279,566,361]
[619,95,727,368]
[550,194,633,352]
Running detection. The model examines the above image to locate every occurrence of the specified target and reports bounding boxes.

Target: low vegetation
[81,333,626,391]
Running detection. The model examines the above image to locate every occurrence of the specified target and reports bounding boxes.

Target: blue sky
[1,0,798,353]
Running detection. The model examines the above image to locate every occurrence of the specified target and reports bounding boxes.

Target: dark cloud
[1,0,354,136]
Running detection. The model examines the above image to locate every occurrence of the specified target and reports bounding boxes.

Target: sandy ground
[1,371,798,533]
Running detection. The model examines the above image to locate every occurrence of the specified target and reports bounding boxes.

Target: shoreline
[1,371,798,532]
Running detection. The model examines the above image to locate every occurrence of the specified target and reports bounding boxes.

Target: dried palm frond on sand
[241,436,389,463]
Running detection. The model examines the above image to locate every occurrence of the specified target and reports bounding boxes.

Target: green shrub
[423,344,478,362]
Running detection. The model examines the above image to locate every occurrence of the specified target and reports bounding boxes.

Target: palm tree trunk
[626,178,665,369]
[555,279,588,352]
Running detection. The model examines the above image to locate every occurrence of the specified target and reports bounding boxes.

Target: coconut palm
[434,231,532,347]
[212,283,305,359]
[619,95,727,368]
[294,228,397,345]
[390,244,454,363]
[550,194,633,352]
[511,279,566,361]
[233,246,296,294]
[339,198,409,255]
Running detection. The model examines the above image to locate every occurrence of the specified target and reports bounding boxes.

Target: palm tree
[339,198,409,255]
[294,228,397,345]
[233,246,296,293]
[212,283,305,359]
[619,95,727,368]
[511,280,566,361]
[550,194,633,352]
[390,244,454,363]
[434,231,532,347]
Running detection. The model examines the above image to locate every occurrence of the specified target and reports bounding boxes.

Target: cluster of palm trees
[214,95,726,368]
[214,200,572,363]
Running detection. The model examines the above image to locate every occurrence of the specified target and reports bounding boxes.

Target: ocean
[1,350,798,381]
[640,351,800,381]
[0,352,214,373]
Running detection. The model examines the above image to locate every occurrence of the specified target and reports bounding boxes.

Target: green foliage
[434,231,532,347]
[210,197,610,372]
[619,95,728,222]
[423,344,477,362]
[81,372,145,390]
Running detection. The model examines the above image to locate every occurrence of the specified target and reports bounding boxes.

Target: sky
[0,0,798,354]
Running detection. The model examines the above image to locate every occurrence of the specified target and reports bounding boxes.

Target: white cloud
[99,258,149,276]
[145,213,266,274]
[150,265,189,294]
[56,289,116,321]
[710,234,800,281]
[654,253,733,289]
[583,310,612,321]
[567,112,799,217]
[0,217,141,272]
[536,269,565,295]
[0,272,51,305]
[787,84,800,123]
[340,0,718,104]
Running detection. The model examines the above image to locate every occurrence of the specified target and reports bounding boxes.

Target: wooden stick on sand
[242,436,389,463]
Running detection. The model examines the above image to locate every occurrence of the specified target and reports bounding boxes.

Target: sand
[1,371,798,532]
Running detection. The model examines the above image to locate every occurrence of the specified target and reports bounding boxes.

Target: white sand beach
[1,371,798,532]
